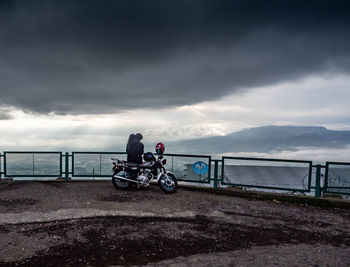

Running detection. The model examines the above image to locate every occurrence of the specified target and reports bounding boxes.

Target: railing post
[213,160,219,189]
[65,152,69,182]
[315,164,321,198]
[0,153,2,180]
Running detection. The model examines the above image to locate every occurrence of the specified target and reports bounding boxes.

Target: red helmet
[155,142,165,155]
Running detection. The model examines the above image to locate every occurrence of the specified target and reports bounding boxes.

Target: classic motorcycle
[111,143,177,194]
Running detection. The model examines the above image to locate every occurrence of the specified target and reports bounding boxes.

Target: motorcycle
[111,144,177,193]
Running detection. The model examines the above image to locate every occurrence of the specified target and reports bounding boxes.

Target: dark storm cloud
[0,0,350,114]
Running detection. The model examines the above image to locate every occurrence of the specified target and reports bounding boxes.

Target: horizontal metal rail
[224,156,312,164]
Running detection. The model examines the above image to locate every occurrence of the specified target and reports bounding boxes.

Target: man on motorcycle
[113,139,177,193]
[126,133,144,164]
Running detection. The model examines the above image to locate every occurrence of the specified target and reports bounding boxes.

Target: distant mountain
[166,126,350,154]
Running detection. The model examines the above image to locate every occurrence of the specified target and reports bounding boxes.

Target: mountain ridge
[166,126,350,154]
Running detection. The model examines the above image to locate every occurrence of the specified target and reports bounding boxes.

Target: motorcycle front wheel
[112,170,131,190]
[158,173,178,194]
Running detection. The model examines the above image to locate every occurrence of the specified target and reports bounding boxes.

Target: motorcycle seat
[125,162,141,167]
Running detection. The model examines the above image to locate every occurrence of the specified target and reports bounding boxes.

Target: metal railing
[3,151,63,178]
[0,150,349,198]
[221,156,313,193]
[70,152,211,183]
[324,161,350,196]
[71,152,126,178]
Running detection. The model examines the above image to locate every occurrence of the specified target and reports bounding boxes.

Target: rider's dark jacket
[126,139,144,164]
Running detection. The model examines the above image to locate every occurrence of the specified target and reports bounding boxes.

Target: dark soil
[99,191,156,202]
[0,183,22,192]
[36,182,64,188]
[222,211,333,227]
[1,215,349,267]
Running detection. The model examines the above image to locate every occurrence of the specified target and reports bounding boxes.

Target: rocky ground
[0,181,349,266]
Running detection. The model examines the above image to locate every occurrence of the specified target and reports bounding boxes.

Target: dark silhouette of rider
[126,133,144,164]
[126,134,136,155]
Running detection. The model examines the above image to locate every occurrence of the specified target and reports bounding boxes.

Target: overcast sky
[1,0,350,152]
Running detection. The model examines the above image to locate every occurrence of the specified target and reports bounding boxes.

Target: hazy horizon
[1,125,350,163]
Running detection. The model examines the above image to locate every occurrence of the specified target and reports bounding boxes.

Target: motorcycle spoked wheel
[158,173,178,194]
[112,170,131,190]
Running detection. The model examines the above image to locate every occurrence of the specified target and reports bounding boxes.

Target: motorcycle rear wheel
[158,173,177,194]
[112,170,131,190]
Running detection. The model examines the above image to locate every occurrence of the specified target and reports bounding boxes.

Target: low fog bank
[1,142,349,164]
[220,145,350,164]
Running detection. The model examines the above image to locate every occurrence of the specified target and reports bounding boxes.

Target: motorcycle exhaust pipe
[113,175,138,183]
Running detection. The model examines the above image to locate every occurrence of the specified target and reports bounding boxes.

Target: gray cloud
[0,113,13,120]
[0,0,350,114]
[0,106,13,120]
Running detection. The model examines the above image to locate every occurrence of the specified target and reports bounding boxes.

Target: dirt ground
[0,181,349,266]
